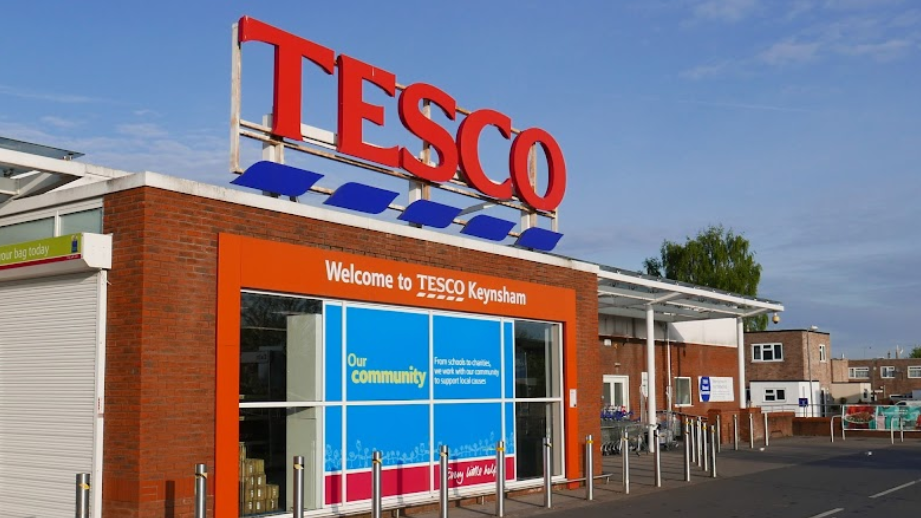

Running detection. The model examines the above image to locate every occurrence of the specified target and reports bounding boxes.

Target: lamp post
[807,326,817,418]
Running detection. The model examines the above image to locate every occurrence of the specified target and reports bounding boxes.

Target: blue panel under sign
[231,161,323,197]
[399,199,463,228]
[325,182,399,214]
[461,215,515,241]
[515,227,564,251]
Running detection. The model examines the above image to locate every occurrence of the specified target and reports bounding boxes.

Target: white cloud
[823,0,905,12]
[0,84,103,104]
[40,116,80,129]
[117,123,168,138]
[839,38,913,60]
[694,0,760,22]
[680,61,731,80]
[760,38,821,64]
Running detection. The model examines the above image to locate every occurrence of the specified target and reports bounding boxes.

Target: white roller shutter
[0,273,102,518]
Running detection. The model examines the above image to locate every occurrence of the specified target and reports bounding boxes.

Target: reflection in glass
[240,293,322,402]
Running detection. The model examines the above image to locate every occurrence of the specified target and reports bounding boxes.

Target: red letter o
[510,128,566,212]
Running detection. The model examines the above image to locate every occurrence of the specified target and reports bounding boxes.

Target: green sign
[0,234,82,269]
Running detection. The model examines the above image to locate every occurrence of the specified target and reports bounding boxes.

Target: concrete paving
[408,435,919,518]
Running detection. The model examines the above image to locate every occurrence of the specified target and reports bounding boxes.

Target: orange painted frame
[215,234,580,517]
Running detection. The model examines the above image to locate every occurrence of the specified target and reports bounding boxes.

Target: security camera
[772,313,780,325]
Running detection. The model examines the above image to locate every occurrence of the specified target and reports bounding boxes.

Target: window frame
[848,367,869,379]
[880,366,896,379]
[752,343,783,363]
[908,366,921,379]
[818,344,826,363]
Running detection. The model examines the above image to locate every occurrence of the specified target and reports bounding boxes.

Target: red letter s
[398,83,458,183]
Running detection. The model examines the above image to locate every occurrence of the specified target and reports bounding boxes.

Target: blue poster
[433,316,502,400]
[346,307,429,401]
[434,403,502,460]
[346,404,430,469]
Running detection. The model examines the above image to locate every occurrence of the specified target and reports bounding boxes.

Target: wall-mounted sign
[235,16,567,213]
[698,376,734,403]
[0,235,82,271]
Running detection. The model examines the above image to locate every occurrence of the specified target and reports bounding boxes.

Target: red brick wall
[745,330,833,390]
[102,187,599,518]
[597,338,742,417]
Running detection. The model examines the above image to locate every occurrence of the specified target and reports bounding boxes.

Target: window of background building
[881,366,896,378]
[764,388,786,402]
[909,366,921,379]
[849,367,869,379]
[819,344,826,362]
[752,343,783,362]
[674,377,691,406]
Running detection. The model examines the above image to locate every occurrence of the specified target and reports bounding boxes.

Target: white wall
[750,381,820,417]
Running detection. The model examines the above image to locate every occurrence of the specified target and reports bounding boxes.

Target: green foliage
[643,225,767,331]
[910,346,921,359]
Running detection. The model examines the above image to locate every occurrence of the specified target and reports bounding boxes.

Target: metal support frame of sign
[229,19,563,249]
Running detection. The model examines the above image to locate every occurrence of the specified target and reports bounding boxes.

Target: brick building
[0,141,784,518]
[837,358,921,400]
[744,329,832,413]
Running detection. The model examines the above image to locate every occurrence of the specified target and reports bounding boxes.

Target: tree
[910,346,921,359]
[643,225,767,331]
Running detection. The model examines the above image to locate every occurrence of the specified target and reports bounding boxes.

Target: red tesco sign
[238,17,567,212]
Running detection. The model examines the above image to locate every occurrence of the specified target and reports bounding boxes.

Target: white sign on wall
[699,376,734,403]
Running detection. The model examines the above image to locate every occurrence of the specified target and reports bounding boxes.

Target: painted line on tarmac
[807,508,843,518]
[869,479,918,499]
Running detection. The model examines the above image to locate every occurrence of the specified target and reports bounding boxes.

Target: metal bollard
[690,419,697,465]
[293,456,305,518]
[622,430,630,494]
[694,417,703,467]
[76,473,91,518]
[496,441,506,515]
[654,429,662,487]
[764,412,770,448]
[716,414,722,453]
[439,445,449,518]
[373,451,383,518]
[543,436,553,508]
[683,420,691,482]
[697,418,703,467]
[900,418,904,443]
[749,414,754,449]
[891,422,895,444]
[710,426,717,479]
[702,423,709,472]
[733,414,739,451]
[584,435,594,500]
[194,464,207,518]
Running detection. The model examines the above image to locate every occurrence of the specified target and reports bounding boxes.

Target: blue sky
[2,1,919,359]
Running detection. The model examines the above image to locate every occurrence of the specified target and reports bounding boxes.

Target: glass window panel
[674,377,691,406]
[0,217,53,246]
[239,407,320,515]
[763,348,774,361]
[777,390,786,401]
[602,382,612,407]
[514,321,560,399]
[60,208,102,235]
[514,401,561,480]
[240,292,322,403]
[774,345,783,361]
[753,346,762,361]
